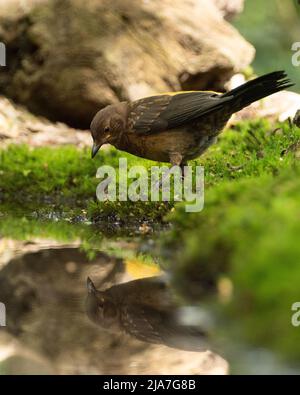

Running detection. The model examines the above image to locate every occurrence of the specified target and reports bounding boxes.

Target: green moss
[0,143,171,223]
[1,120,299,224]
[202,119,299,186]
[0,144,97,198]
[161,164,300,361]
[0,213,89,243]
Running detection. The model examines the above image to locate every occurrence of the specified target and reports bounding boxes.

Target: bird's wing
[120,304,166,344]
[128,91,232,135]
[121,304,208,350]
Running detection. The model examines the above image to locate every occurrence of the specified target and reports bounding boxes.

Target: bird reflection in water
[86,276,211,352]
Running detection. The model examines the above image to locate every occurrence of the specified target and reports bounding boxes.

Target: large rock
[0,0,254,128]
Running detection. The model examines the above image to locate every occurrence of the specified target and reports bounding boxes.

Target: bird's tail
[221,71,294,113]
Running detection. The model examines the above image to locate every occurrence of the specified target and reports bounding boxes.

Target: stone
[0,0,254,128]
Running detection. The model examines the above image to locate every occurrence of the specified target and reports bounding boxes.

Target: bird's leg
[154,167,173,190]
[180,162,187,181]
[154,153,183,191]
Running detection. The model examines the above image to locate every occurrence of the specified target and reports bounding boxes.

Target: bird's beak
[87,277,96,294]
[91,143,101,159]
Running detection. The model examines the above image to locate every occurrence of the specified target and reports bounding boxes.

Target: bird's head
[86,277,119,330]
[90,103,128,158]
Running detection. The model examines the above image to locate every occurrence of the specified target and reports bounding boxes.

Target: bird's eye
[104,126,110,133]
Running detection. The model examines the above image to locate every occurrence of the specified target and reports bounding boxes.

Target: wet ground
[1,203,300,375]
[0,217,227,375]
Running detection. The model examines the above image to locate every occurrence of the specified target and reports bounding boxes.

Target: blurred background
[234,0,300,92]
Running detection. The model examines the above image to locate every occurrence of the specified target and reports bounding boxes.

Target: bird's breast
[124,129,196,163]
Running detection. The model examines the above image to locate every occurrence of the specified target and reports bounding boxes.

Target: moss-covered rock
[1,119,299,225]
[160,140,300,363]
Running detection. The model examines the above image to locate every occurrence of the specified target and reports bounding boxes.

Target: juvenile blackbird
[90,71,293,166]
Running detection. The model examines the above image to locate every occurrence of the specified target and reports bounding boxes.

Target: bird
[90,71,294,170]
[86,276,209,351]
